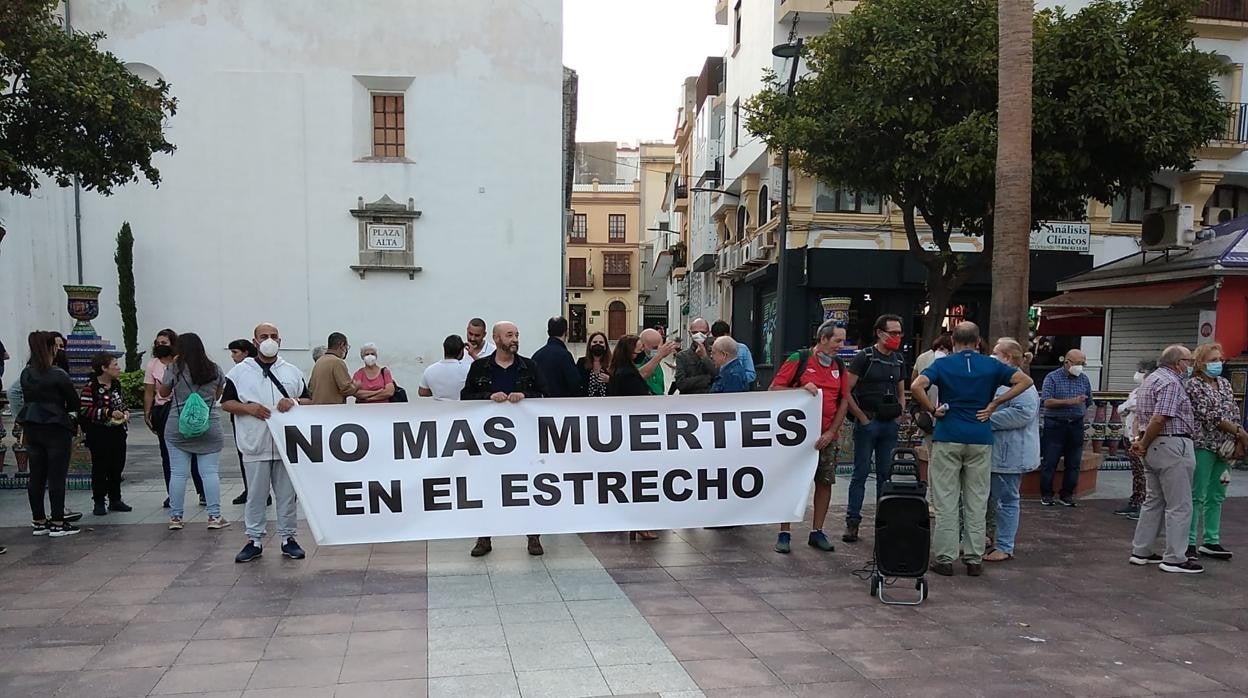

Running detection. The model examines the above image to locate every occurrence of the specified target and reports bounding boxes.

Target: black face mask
[590,345,607,357]
[54,350,68,370]
[153,345,173,359]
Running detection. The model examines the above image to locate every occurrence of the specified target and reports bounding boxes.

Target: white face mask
[1132,371,1145,384]
[258,338,280,358]
[691,332,707,343]
[933,350,948,359]
[1068,364,1085,377]
[363,354,378,367]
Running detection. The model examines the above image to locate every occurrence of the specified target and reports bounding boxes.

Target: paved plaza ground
[0,426,1246,697]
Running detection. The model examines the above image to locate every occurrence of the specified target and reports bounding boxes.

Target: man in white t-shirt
[459,317,495,365]
[420,335,471,399]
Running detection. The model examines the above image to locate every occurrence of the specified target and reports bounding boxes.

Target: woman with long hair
[577,331,611,397]
[1184,342,1247,561]
[80,353,132,516]
[145,329,204,508]
[984,338,1040,562]
[18,331,80,536]
[606,334,659,541]
[157,332,229,530]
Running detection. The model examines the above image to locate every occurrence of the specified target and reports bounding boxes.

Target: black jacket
[673,346,716,394]
[461,354,547,400]
[532,337,583,398]
[18,366,78,431]
[607,363,651,397]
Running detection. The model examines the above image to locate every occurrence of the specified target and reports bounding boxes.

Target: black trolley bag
[869,447,930,605]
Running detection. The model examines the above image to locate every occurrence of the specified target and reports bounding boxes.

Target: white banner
[265,392,821,545]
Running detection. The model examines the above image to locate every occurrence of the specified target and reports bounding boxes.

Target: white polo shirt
[420,358,471,399]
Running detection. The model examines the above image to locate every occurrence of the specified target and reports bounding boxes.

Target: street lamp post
[771,38,804,369]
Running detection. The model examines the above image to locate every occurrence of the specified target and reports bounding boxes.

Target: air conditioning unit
[1208,206,1236,225]
[1140,204,1196,251]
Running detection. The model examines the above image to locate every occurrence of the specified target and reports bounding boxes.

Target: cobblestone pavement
[0,474,1245,697]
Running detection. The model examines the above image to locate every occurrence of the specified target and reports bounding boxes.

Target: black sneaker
[1160,560,1204,574]
[199,495,207,506]
[281,538,306,560]
[527,535,544,556]
[62,509,83,522]
[1058,497,1077,508]
[235,541,263,563]
[1040,498,1055,507]
[470,537,492,557]
[31,521,49,536]
[92,503,108,516]
[0,546,6,554]
[1114,504,1140,517]
[49,522,80,538]
[1129,553,1163,565]
[232,493,248,505]
[1186,545,1199,560]
[163,497,170,509]
[1198,544,1233,560]
[109,501,133,513]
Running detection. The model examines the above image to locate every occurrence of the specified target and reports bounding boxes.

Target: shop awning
[1035,279,1210,310]
[1034,280,1212,336]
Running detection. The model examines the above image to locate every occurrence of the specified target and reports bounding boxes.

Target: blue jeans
[1040,418,1083,499]
[169,446,221,518]
[990,473,1022,555]
[847,418,899,523]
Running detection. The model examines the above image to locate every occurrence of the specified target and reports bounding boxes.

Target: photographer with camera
[841,314,908,543]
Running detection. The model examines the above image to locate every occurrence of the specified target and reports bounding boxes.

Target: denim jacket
[711,358,751,394]
[990,385,1041,474]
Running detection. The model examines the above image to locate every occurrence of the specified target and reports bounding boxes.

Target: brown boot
[527,535,544,556]
[470,537,492,557]
[842,520,860,543]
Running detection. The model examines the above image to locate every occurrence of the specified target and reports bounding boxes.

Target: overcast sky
[563,0,728,144]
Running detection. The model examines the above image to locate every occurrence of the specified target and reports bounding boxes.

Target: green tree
[0,0,177,196]
[115,222,139,372]
[746,0,1226,342]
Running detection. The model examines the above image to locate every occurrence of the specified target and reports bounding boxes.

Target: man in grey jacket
[672,318,716,395]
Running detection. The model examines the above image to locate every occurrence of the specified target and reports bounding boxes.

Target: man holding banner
[769,320,849,554]
[461,321,548,557]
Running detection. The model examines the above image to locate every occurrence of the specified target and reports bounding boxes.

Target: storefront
[732,247,1094,383]
[1036,216,1248,392]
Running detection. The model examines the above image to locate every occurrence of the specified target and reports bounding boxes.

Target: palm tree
[990,0,1034,344]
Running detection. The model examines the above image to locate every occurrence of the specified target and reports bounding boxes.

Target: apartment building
[567,179,642,342]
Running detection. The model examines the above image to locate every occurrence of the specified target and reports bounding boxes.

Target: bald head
[711,335,738,367]
[493,321,519,356]
[252,322,281,359]
[1159,344,1192,369]
[639,328,663,350]
[689,318,710,335]
[253,322,278,341]
[951,321,980,349]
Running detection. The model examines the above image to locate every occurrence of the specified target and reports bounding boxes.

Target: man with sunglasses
[841,314,908,543]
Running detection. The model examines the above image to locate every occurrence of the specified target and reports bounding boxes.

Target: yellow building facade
[566,180,641,342]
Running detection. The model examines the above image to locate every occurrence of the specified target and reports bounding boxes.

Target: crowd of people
[1,313,1238,576]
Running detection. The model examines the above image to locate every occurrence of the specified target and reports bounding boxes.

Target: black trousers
[85,425,127,504]
[153,403,203,496]
[25,422,72,522]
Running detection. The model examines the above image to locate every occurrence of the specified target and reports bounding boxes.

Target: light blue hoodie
[990,384,1041,474]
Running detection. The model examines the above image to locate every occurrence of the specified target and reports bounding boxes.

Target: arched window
[736,205,748,241]
[1111,184,1171,223]
[758,185,770,224]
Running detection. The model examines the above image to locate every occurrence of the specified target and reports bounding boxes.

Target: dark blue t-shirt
[921,350,1018,445]
[490,359,519,394]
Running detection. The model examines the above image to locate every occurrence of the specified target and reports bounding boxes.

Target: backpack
[178,391,211,438]
[851,346,904,420]
[786,350,843,388]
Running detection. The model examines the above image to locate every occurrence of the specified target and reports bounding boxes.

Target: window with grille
[603,252,631,288]
[608,214,626,242]
[571,214,588,242]
[372,94,405,158]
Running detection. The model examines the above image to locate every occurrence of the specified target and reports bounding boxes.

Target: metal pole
[64,0,84,284]
[772,39,803,368]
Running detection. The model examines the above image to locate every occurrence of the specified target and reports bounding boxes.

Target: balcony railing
[603,273,631,289]
[1196,0,1248,21]
[568,270,594,289]
[1220,102,1248,142]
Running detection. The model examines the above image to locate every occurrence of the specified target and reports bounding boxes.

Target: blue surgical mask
[1206,361,1223,378]
[1184,365,1194,379]
[815,351,835,367]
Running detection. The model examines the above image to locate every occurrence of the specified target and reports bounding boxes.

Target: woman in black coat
[606,334,657,540]
[18,331,81,537]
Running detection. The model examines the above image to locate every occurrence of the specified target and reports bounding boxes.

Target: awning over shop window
[1034,279,1212,336]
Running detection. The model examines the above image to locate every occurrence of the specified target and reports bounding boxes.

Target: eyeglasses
[882,330,904,337]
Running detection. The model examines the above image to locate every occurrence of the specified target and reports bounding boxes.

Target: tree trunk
[989,0,1034,345]
[923,270,954,347]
